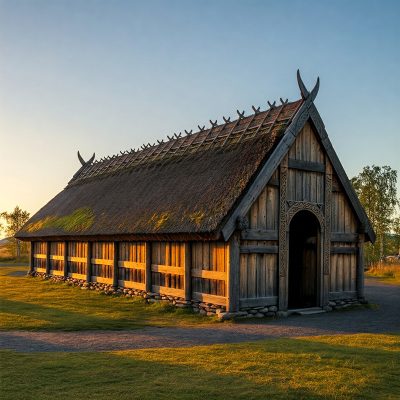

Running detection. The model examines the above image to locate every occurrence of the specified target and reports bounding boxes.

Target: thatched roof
[17,99,303,240]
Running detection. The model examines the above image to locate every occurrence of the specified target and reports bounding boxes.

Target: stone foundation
[28,271,364,320]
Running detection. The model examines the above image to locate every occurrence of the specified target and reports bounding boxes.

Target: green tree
[1,206,30,259]
[351,165,399,265]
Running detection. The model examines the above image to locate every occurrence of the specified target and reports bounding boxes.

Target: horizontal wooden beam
[328,291,357,300]
[35,267,46,273]
[241,229,278,241]
[151,264,184,276]
[91,276,113,284]
[68,273,86,280]
[331,247,358,254]
[191,269,226,281]
[152,285,184,298]
[33,254,46,259]
[118,261,146,270]
[118,280,146,291]
[49,270,64,276]
[68,256,86,263]
[267,177,280,187]
[240,245,279,254]
[331,233,358,243]
[288,158,325,173]
[239,296,278,308]
[91,258,114,266]
[192,292,227,306]
[49,255,64,261]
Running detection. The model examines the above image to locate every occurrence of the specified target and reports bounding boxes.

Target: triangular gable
[221,74,375,243]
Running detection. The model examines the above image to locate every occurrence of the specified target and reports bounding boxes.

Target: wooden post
[145,242,152,292]
[86,242,92,283]
[278,156,288,311]
[113,242,119,288]
[184,242,191,301]
[227,232,240,312]
[45,241,51,275]
[357,233,365,299]
[63,241,68,278]
[29,241,34,273]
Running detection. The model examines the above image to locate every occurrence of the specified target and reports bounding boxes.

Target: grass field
[1,333,399,400]
[0,266,212,330]
[1,265,399,399]
[366,263,400,285]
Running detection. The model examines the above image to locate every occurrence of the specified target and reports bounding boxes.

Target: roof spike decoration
[296,69,320,101]
[251,105,261,114]
[223,116,231,123]
[267,100,276,109]
[167,135,173,141]
[185,129,193,136]
[174,132,182,139]
[210,119,218,128]
[198,125,205,131]
[280,98,288,105]
[77,151,95,166]
[236,110,245,119]
[157,139,164,144]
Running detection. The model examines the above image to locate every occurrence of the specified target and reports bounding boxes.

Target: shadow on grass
[1,336,399,400]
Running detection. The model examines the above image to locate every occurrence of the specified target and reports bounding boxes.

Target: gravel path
[1,278,399,352]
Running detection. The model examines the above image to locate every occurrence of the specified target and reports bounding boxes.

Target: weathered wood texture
[118,242,146,289]
[32,242,47,270]
[240,171,279,305]
[191,241,228,297]
[91,242,114,282]
[151,242,185,295]
[49,242,64,272]
[329,179,358,295]
[67,242,88,277]
[287,121,325,203]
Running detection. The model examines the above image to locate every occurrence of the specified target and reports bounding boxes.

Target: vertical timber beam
[322,160,333,306]
[227,232,240,312]
[357,233,365,299]
[29,241,34,273]
[113,242,119,288]
[63,241,68,278]
[278,155,289,311]
[45,241,51,275]
[86,242,92,283]
[145,242,152,292]
[184,242,192,301]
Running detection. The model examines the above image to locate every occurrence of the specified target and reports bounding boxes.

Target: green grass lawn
[1,333,399,400]
[0,266,212,330]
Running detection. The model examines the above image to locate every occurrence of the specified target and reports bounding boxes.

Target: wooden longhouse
[16,72,375,317]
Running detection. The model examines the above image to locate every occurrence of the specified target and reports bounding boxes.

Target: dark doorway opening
[288,210,320,309]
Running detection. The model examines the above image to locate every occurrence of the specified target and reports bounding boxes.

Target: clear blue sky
[0,0,399,231]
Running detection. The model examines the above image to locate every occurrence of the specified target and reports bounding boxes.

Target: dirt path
[1,279,399,352]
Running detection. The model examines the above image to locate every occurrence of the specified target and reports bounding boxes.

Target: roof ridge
[70,98,303,185]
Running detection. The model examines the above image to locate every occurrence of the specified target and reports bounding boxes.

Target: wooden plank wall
[151,242,185,297]
[239,172,279,306]
[287,121,325,203]
[192,241,228,305]
[33,242,47,271]
[330,186,358,296]
[118,242,146,290]
[49,242,64,273]
[33,240,228,306]
[91,242,114,283]
[67,242,88,278]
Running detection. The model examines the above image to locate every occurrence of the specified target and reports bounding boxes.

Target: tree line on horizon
[0,165,399,265]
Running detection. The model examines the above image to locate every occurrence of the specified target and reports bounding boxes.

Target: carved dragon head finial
[297,69,320,101]
[77,151,95,166]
